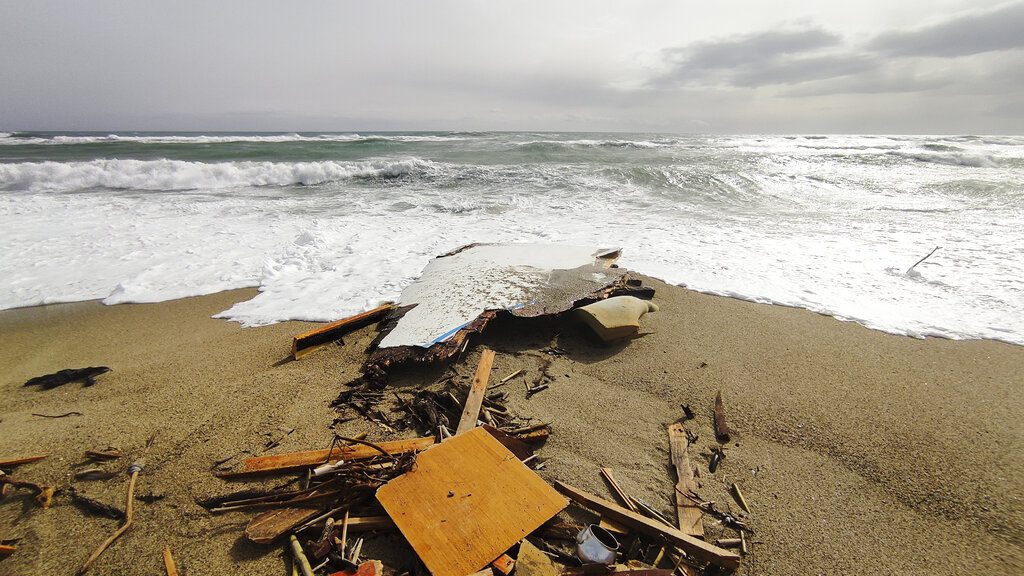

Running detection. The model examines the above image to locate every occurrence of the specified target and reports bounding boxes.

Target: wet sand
[0,279,1021,575]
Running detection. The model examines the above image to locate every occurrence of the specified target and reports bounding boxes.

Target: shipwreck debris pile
[1,244,753,575]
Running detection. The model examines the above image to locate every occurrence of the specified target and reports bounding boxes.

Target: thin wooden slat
[219,437,435,477]
[162,545,179,576]
[0,455,47,467]
[455,348,496,434]
[553,481,740,570]
[599,467,639,512]
[668,424,704,538]
[292,304,396,360]
[377,427,567,576]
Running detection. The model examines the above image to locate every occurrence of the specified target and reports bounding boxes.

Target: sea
[0,131,1021,345]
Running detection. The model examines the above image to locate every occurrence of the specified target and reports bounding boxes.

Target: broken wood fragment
[85,450,122,461]
[491,553,515,575]
[668,424,704,538]
[713,391,731,442]
[553,481,740,570]
[481,425,534,461]
[514,427,551,445]
[0,544,16,557]
[292,304,397,360]
[162,545,179,576]
[456,348,496,434]
[219,436,434,477]
[731,483,750,513]
[0,455,47,467]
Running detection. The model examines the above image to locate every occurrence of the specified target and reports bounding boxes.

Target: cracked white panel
[378,244,617,348]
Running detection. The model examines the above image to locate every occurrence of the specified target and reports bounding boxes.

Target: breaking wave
[0,132,474,145]
[897,151,997,168]
[0,158,435,192]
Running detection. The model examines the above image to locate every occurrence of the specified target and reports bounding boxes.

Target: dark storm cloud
[868,1,1024,57]
[653,28,863,88]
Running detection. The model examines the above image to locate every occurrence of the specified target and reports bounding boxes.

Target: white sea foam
[1,134,1022,347]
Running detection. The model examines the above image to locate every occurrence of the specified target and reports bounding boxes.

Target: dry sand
[0,279,1021,575]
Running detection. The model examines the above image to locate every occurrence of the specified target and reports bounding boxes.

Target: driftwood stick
[906,246,940,274]
[163,545,179,576]
[713,391,731,442]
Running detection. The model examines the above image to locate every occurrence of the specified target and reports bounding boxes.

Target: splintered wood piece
[599,467,639,512]
[163,545,179,576]
[713,391,731,442]
[221,436,435,477]
[480,425,534,461]
[292,304,397,360]
[668,424,704,538]
[456,349,496,434]
[377,427,567,576]
[0,455,47,467]
[553,481,740,570]
[0,544,16,557]
[246,507,323,544]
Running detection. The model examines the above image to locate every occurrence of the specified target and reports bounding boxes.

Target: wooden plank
[219,436,435,477]
[668,424,704,538]
[377,427,567,576]
[292,304,396,360]
[455,348,496,434]
[246,507,323,544]
[0,455,47,467]
[553,481,740,570]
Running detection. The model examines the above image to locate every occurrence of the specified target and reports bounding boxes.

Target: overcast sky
[2,0,1021,133]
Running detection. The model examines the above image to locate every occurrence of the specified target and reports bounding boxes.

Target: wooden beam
[553,481,740,570]
[218,437,435,477]
[668,424,704,538]
[455,348,496,434]
[291,304,396,360]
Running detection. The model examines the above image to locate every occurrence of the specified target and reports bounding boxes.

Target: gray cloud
[868,1,1024,57]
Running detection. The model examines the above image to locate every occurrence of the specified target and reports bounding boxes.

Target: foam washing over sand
[0,131,1022,344]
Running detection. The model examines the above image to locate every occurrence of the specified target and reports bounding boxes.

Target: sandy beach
[1,279,1022,576]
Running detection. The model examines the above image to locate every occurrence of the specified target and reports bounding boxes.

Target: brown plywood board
[668,424,704,538]
[376,427,567,576]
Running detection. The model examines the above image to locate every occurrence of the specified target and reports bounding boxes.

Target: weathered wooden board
[668,424,704,538]
[377,427,567,576]
[220,437,435,477]
[553,481,740,570]
[455,348,495,434]
[292,304,396,360]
